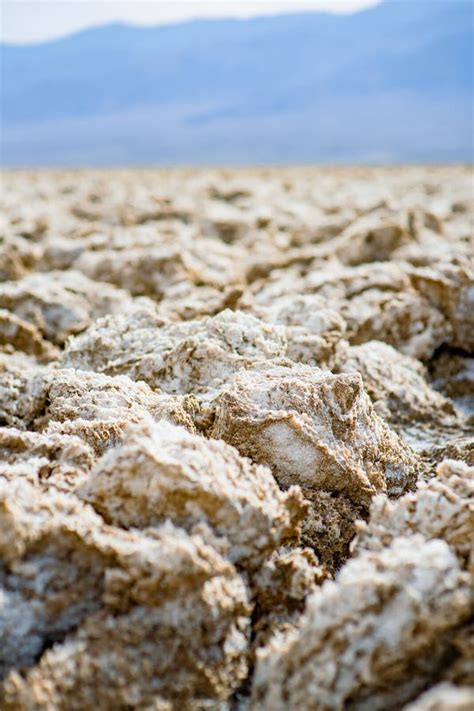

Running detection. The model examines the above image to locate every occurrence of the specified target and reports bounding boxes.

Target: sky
[1,0,382,44]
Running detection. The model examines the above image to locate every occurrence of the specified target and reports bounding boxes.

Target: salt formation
[354,459,474,571]
[337,340,457,427]
[250,545,324,649]
[41,369,196,454]
[0,427,93,491]
[63,306,288,400]
[0,479,251,708]
[211,363,417,499]
[0,353,48,428]
[0,270,131,345]
[430,347,474,422]
[79,418,307,567]
[243,293,346,368]
[0,167,472,709]
[211,362,419,570]
[404,684,474,711]
[0,308,59,362]
[336,340,472,462]
[250,538,471,711]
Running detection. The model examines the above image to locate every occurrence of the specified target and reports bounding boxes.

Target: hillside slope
[1,0,472,165]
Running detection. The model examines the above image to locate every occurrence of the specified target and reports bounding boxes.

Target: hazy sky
[2,0,382,44]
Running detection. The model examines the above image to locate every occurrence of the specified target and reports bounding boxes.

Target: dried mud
[0,167,473,710]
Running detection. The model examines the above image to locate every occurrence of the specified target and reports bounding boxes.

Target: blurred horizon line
[1,1,472,167]
[1,0,381,46]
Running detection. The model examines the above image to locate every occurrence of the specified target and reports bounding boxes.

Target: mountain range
[1,0,472,165]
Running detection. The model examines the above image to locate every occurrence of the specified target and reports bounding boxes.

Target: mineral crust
[79,418,307,568]
[211,363,418,500]
[250,538,472,711]
[0,479,251,709]
[0,167,472,710]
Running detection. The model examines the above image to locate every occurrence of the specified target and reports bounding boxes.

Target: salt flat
[0,167,472,709]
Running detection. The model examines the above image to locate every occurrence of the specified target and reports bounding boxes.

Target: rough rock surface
[336,340,473,463]
[250,538,471,711]
[211,362,420,572]
[0,270,131,346]
[250,546,325,650]
[430,347,474,421]
[337,340,457,426]
[0,427,93,492]
[0,353,49,429]
[79,418,307,568]
[353,459,474,571]
[1,167,472,709]
[41,368,197,454]
[63,306,288,400]
[211,363,418,501]
[0,479,251,708]
[0,308,59,362]
[244,293,347,368]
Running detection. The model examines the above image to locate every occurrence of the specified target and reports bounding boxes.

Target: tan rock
[442,623,474,688]
[0,270,132,344]
[300,261,451,358]
[299,488,365,572]
[74,230,245,298]
[326,212,412,266]
[63,308,288,399]
[250,546,325,648]
[248,293,346,368]
[41,368,196,454]
[74,243,191,298]
[0,309,59,362]
[430,348,474,419]
[429,435,474,467]
[79,418,307,568]
[409,261,474,353]
[157,282,244,321]
[353,459,474,571]
[0,427,93,491]
[0,479,251,708]
[0,235,42,281]
[250,537,471,711]
[345,287,449,360]
[0,353,48,429]
[211,363,417,503]
[337,340,457,427]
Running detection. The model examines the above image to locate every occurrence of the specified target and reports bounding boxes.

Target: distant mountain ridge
[1,0,472,165]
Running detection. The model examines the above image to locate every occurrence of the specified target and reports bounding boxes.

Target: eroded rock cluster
[0,167,472,709]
